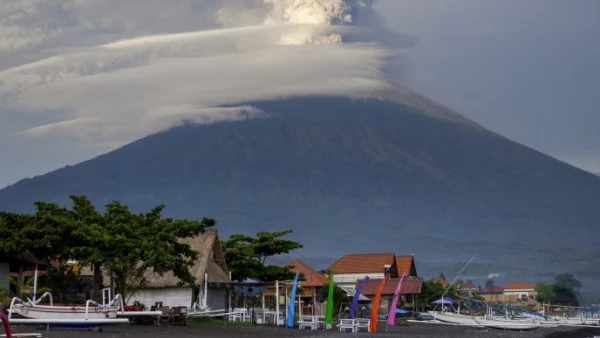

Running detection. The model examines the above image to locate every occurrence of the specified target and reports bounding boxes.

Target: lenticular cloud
[0,0,402,147]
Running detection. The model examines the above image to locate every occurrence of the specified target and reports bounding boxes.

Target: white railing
[31,292,53,306]
[108,293,123,311]
[85,299,99,320]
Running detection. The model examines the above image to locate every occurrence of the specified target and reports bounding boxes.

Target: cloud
[0,0,416,185]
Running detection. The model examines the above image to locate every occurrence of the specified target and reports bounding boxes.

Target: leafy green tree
[222,230,303,281]
[535,282,555,303]
[100,201,216,303]
[2,196,216,304]
[536,275,581,306]
[0,212,30,258]
[67,195,108,301]
[554,273,582,292]
[253,230,303,265]
[419,279,460,310]
[552,284,579,306]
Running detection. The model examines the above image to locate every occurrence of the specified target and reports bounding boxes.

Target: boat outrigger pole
[32,264,39,303]
[441,254,476,312]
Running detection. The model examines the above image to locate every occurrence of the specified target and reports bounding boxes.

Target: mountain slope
[2,94,599,291]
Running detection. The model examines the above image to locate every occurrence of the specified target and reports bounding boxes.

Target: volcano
[1,87,599,293]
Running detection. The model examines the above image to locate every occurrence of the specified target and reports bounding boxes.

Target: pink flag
[386,273,408,326]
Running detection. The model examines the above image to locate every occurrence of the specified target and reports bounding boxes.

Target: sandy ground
[7,322,600,338]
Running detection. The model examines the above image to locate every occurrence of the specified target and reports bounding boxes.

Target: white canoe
[426,311,480,326]
[12,304,118,320]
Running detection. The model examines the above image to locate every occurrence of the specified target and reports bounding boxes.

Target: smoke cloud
[487,273,501,279]
[0,0,416,186]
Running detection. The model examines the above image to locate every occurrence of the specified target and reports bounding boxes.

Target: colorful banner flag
[349,276,369,319]
[369,275,389,333]
[325,270,335,325]
[286,271,300,328]
[386,273,408,326]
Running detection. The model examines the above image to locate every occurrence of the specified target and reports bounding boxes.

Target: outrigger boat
[7,264,128,327]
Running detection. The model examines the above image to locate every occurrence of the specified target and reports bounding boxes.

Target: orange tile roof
[395,255,417,276]
[504,283,535,291]
[359,277,423,295]
[463,281,478,290]
[286,260,328,287]
[432,277,450,288]
[326,253,396,275]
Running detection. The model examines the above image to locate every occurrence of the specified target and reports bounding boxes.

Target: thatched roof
[142,229,230,288]
[80,229,230,289]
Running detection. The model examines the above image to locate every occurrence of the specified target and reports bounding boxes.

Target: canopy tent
[431,297,456,305]
[233,278,266,297]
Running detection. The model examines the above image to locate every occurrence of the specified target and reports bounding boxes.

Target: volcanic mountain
[1,88,599,294]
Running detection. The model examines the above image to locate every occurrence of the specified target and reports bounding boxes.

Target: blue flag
[286,271,300,328]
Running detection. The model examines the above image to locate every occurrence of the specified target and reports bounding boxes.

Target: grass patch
[187,316,256,327]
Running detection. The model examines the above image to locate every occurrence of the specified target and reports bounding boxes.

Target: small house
[125,229,231,310]
[325,253,418,294]
[503,283,536,302]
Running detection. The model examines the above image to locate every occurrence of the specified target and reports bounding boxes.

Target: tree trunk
[90,263,103,302]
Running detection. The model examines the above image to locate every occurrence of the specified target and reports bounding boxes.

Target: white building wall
[129,287,193,308]
[504,289,535,298]
[333,272,385,293]
[0,263,9,290]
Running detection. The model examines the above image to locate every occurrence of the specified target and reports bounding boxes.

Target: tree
[419,279,460,310]
[536,275,582,306]
[101,201,216,303]
[2,196,216,304]
[535,282,555,304]
[253,230,303,265]
[554,273,582,292]
[485,278,495,288]
[67,195,108,301]
[222,230,303,281]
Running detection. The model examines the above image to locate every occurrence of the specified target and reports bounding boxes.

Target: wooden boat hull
[12,304,118,320]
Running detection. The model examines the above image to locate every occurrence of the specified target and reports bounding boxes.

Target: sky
[1,0,599,188]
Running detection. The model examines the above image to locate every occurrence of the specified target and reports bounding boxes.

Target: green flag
[325,269,334,324]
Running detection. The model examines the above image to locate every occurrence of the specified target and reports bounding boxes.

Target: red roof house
[326,253,398,276]
[358,277,423,296]
[286,260,328,287]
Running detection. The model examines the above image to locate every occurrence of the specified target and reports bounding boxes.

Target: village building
[325,253,422,314]
[502,282,537,303]
[126,229,231,310]
[479,285,504,303]
[459,280,479,297]
[324,253,418,294]
[78,229,231,310]
[357,276,423,315]
[431,276,450,288]
[1,252,47,295]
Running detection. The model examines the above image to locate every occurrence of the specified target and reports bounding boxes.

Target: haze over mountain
[1,0,600,301]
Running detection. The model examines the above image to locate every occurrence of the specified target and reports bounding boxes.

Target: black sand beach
[8,322,600,338]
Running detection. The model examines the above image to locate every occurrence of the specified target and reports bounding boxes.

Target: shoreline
[7,321,600,338]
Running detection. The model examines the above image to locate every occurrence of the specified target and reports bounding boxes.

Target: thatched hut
[127,229,231,309]
[79,229,231,309]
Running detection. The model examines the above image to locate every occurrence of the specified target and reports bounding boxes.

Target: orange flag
[369,275,389,333]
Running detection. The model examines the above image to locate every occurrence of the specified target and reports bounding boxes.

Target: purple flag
[349,276,369,319]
